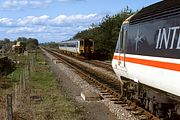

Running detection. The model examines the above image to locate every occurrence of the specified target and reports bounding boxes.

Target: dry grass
[29,64,82,120]
[1,50,83,120]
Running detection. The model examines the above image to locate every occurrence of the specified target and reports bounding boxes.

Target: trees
[26,38,39,50]
[0,38,10,44]
[42,42,59,49]
[73,7,133,59]
[15,37,39,50]
[0,37,39,50]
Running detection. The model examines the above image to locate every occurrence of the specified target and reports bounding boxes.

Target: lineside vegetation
[73,7,134,59]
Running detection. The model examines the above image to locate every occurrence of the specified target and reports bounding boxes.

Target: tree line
[0,37,39,50]
[15,37,39,50]
[73,7,134,59]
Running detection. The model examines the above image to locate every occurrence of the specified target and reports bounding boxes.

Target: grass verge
[5,49,83,120]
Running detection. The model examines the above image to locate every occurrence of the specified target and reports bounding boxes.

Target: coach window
[120,28,125,52]
[89,41,93,47]
[115,34,120,52]
[115,28,123,53]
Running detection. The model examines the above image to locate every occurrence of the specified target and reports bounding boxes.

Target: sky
[0,0,161,43]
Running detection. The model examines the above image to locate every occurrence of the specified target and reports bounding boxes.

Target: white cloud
[29,0,51,8]
[2,0,28,8]
[0,18,14,26]
[1,0,52,10]
[57,0,85,2]
[17,15,49,26]
[0,13,104,42]
[7,26,47,34]
[0,0,85,10]
[50,14,99,26]
[7,27,32,34]
[51,15,66,24]
[0,13,100,28]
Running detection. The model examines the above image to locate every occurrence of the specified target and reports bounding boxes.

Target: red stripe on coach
[113,55,180,72]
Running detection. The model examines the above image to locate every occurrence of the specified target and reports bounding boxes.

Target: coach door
[118,26,127,70]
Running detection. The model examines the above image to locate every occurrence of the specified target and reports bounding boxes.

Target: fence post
[7,94,13,120]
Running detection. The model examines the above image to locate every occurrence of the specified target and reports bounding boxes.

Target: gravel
[42,49,140,120]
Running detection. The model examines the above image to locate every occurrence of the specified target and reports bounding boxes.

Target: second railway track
[51,48,114,72]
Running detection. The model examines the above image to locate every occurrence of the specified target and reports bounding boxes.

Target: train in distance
[59,39,94,57]
[112,0,180,119]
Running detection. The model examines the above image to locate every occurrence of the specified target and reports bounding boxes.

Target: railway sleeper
[139,115,149,120]
[101,93,112,96]
[132,109,146,116]
[110,98,121,101]
[125,106,137,111]
[105,95,115,99]
[114,100,128,105]
[45,48,162,119]
[100,90,109,93]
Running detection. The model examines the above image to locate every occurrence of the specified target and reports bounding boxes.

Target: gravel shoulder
[42,49,140,120]
[44,51,118,120]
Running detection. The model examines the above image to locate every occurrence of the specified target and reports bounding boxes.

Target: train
[59,39,94,57]
[112,0,180,119]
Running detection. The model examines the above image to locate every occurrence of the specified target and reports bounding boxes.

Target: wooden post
[14,84,18,111]
[23,70,26,90]
[28,61,31,79]
[7,94,13,120]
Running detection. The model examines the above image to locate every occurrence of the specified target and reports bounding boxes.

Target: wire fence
[4,53,36,120]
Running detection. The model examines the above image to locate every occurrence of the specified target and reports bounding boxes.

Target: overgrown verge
[0,49,83,120]
[29,51,82,119]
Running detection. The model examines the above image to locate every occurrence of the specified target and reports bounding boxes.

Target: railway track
[83,59,113,72]
[50,48,114,72]
[41,47,160,120]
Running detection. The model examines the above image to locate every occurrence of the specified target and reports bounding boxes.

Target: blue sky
[0,0,161,43]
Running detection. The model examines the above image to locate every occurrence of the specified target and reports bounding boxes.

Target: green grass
[29,50,83,120]
[7,52,29,82]
[6,50,83,120]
